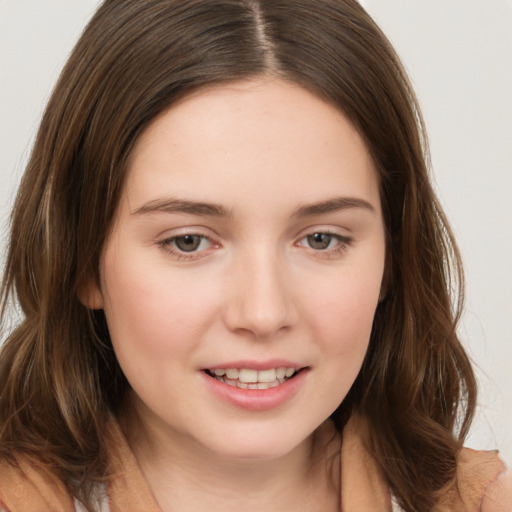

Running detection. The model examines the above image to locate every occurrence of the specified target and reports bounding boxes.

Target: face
[87,78,386,461]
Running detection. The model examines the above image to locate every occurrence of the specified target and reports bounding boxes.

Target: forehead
[122,78,380,214]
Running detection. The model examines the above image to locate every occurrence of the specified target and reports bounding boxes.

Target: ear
[77,276,104,310]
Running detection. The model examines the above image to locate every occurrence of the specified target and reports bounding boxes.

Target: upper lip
[201,359,306,371]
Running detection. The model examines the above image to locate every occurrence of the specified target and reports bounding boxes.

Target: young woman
[1,1,510,511]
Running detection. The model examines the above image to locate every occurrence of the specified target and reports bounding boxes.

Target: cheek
[304,273,381,409]
[100,257,219,361]
[305,269,381,356]
[287,277,378,426]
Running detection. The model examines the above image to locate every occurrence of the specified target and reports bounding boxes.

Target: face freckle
[94,78,386,462]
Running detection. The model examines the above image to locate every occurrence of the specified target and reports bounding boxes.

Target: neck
[118,398,340,512]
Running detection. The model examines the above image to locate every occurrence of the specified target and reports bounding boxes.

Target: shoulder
[0,455,74,512]
[481,467,512,512]
[444,447,510,512]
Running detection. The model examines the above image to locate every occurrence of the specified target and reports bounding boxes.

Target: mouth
[203,367,305,390]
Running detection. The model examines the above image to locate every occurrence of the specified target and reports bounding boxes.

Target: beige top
[0,414,508,511]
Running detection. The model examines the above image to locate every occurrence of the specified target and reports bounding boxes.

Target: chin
[196,421,313,462]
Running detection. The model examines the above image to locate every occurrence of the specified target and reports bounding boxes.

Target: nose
[223,248,298,338]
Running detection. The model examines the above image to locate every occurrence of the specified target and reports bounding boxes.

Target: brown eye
[174,235,203,252]
[306,233,333,250]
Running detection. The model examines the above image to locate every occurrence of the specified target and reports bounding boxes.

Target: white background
[1,1,511,465]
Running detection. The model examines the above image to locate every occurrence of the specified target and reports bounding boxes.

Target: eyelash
[295,231,352,257]
[157,230,352,261]
[158,233,217,261]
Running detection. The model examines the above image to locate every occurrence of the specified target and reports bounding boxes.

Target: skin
[482,470,512,512]
[84,78,386,511]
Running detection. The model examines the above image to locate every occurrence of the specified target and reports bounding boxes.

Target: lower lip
[200,369,308,411]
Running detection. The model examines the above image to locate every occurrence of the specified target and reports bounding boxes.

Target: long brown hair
[0,1,476,510]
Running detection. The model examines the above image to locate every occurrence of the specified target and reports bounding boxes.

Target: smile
[201,365,308,410]
[205,367,299,390]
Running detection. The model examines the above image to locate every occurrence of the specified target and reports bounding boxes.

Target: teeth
[285,368,295,378]
[239,369,258,383]
[257,368,277,382]
[258,380,280,389]
[225,369,239,379]
[209,366,298,385]
[276,367,287,379]
[219,377,284,390]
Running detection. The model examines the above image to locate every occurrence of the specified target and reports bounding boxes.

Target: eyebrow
[293,197,375,217]
[132,198,233,217]
[132,195,375,218]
